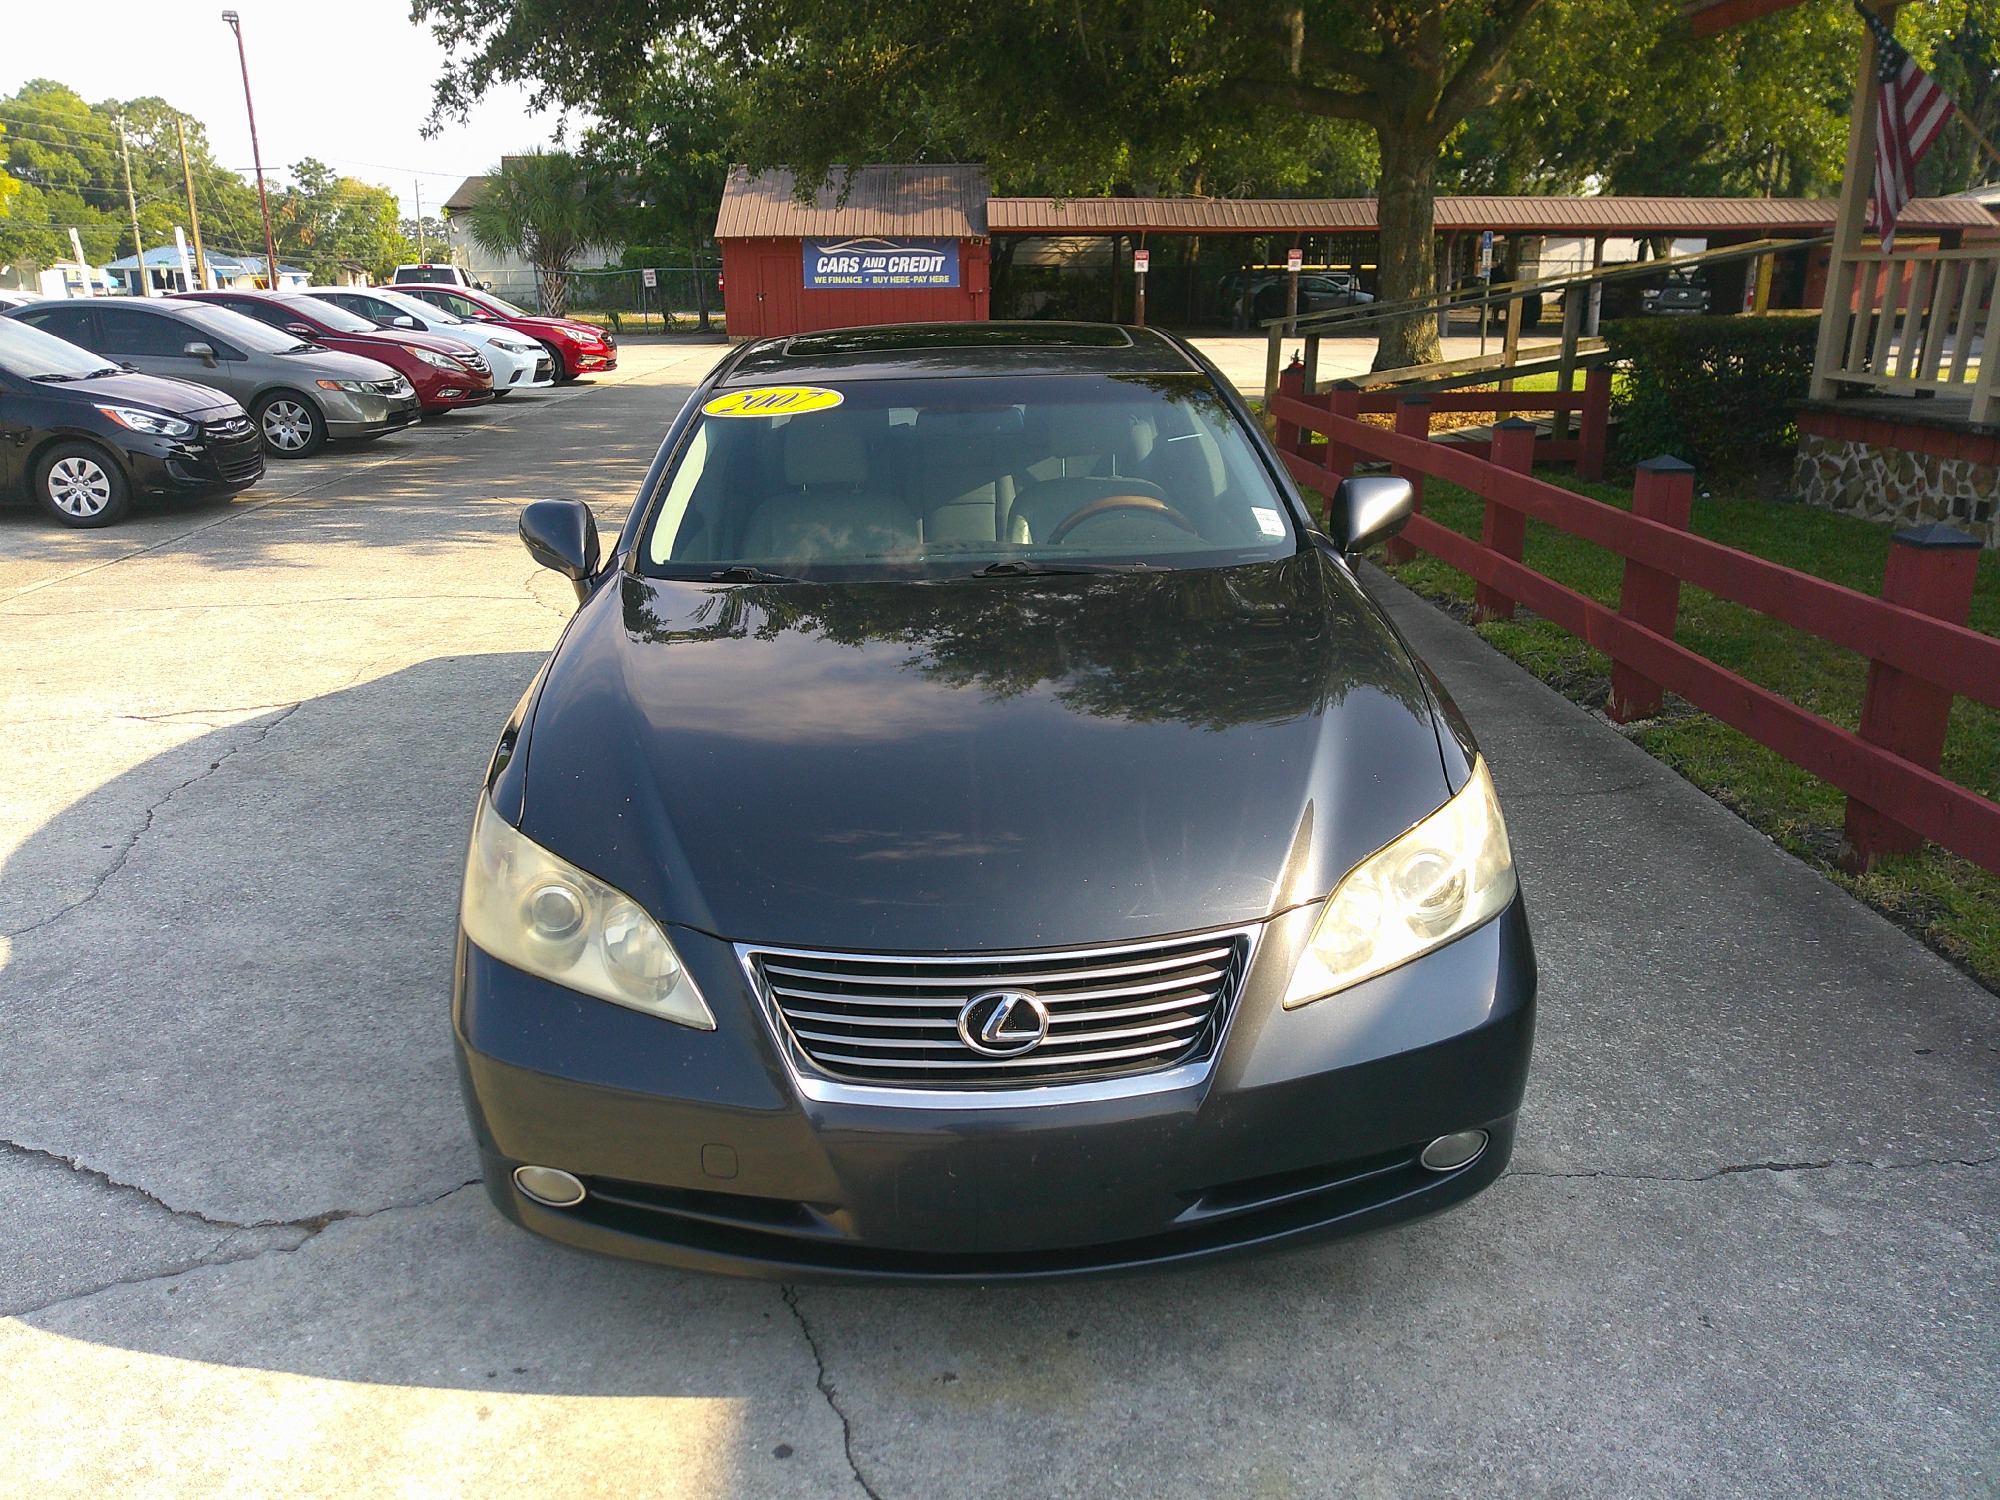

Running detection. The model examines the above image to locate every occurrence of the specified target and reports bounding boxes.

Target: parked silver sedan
[5,299,420,458]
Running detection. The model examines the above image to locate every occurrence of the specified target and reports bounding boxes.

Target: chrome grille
[203,415,254,441]
[747,930,1249,1088]
[459,351,490,375]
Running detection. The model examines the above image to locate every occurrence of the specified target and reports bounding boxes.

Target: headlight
[460,793,715,1029]
[317,378,368,392]
[97,405,195,438]
[405,345,463,371]
[492,339,537,355]
[1283,756,1516,1007]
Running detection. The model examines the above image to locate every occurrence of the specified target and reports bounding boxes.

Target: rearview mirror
[1330,475,1414,555]
[519,498,601,603]
[182,341,218,368]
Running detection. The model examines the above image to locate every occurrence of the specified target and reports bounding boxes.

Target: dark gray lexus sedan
[456,322,1535,1279]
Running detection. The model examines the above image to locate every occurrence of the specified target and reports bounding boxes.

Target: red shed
[715,164,990,337]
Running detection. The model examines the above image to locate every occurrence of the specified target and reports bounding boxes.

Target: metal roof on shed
[987,194,1995,237]
[716,165,990,238]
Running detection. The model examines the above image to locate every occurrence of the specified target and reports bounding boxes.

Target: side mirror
[392,315,420,329]
[1330,475,1413,555]
[286,322,316,337]
[519,498,601,603]
[182,341,218,368]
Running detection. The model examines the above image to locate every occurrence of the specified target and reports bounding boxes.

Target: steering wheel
[1045,493,1199,545]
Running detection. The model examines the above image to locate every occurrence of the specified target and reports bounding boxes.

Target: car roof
[719,322,1205,385]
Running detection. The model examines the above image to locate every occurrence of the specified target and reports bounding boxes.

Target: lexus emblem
[957,989,1050,1057]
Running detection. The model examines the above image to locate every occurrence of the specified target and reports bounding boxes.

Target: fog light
[1419,1130,1489,1173]
[512,1165,586,1207]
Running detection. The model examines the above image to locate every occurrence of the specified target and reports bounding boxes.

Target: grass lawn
[1378,468,2000,991]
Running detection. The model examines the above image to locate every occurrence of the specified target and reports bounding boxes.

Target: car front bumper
[455,895,1536,1281]
[123,427,265,495]
[322,389,423,439]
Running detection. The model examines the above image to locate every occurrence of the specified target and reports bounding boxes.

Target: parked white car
[302,286,555,395]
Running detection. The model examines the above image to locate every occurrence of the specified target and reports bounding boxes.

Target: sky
[3,0,579,218]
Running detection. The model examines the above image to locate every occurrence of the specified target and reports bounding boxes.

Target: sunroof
[780,323,1135,357]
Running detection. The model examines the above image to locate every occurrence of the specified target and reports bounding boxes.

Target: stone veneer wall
[1793,432,2000,546]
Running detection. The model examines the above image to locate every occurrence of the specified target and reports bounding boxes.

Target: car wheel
[255,391,326,458]
[32,441,131,528]
[542,343,570,384]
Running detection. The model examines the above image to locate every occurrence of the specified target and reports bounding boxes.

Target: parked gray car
[4,299,419,458]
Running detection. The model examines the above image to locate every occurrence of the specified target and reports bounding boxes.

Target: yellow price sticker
[702,385,845,418]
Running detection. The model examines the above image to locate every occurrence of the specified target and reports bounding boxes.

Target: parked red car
[175,291,495,415]
[385,285,616,384]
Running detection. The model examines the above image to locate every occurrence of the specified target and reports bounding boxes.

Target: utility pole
[415,179,427,261]
[222,10,281,289]
[175,115,209,290]
[116,115,151,296]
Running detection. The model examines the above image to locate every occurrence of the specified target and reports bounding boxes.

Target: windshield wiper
[706,565,806,583]
[29,372,95,383]
[966,560,1154,578]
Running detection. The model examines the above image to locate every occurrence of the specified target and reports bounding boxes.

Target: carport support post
[1301,332,1322,397]
[1607,456,1696,723]
[1264,319,1285,409]
[1552,286,1584,443]
[1473,418,1537,623]
[1578,366,1613,481]
[1586,236,1606,337]
[1839,524,1983,872]
[1385,396,1432,565]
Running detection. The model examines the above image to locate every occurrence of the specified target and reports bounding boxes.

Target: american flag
[1857,2,1955,251]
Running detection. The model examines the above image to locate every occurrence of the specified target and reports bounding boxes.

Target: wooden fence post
[1577,365,1612,482]
[1473,417,1537,623]
[1275,358,1304,456]
[1607,455,1696,723]
[1839,523,1983,872]
[1319,382,1362,519]
[1385,396,1431,565]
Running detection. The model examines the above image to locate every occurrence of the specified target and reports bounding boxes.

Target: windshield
[0,315,118,380]
[640,373,1298,580]
[374,287,464,324]
[176,302,315,355]
[475,292,531,318]
[282,295,375,334]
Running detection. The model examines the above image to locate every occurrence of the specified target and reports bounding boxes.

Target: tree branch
[1434,0,1552,134]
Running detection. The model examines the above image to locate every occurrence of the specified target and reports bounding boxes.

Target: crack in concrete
[1,1159,483,1319]
[782,1286,885,1500]
[0,701,302,943]
[1507,1154,1997,1185]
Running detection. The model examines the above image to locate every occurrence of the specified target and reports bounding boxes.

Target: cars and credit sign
[804,237,959,289]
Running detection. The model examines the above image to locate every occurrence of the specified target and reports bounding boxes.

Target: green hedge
[1602,313,1818,475]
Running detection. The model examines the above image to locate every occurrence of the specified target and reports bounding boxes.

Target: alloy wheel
[46,455,113,518]
[262,400,314,453]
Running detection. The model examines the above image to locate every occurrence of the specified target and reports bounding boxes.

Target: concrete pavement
[0,336,1992,1498]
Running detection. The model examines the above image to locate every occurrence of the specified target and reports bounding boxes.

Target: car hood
[511,315,602,340]
[61,369,242,419]
[341,328,480,357]
[281,347,407,383]
[516,553,1454,952]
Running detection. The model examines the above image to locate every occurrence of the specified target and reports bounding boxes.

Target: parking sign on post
[1133,247,1149,327]
[641,267,657,288]
[1286,247,1303,328]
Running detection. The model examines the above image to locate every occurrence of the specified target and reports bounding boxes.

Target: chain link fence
[476,266,725,331]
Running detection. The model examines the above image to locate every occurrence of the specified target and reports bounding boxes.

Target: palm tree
[462,150,620,315]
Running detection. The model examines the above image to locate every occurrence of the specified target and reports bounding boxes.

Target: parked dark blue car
[456,323,1536,1279]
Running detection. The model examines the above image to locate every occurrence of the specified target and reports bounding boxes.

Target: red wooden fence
[1269,386,2000,875]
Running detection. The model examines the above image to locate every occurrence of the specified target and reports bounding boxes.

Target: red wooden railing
[1270,382,2000,875]
[1276,367,1615,479]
